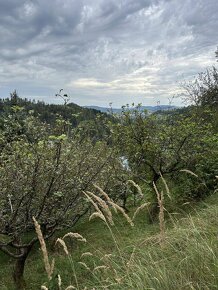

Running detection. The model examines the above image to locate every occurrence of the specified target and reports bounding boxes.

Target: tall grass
[33,185,218,290]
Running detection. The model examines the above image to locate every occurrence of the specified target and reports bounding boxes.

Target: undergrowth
[0,187,217,290]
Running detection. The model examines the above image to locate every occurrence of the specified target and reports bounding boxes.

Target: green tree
[0,108,123,289]
[111,105,214,218]
[183,66,218,107]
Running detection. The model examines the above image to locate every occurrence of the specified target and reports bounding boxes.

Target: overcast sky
[0,0,217,107]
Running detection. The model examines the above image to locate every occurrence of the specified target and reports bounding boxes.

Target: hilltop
[84,105,178,114]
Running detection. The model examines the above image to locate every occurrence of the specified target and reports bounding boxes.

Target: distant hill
[0,95,116,141]
[84,105,178,114]
[0,96,108,128]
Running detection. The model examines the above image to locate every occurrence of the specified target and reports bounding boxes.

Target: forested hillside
[0,91,114,141]
[0,91,110,125]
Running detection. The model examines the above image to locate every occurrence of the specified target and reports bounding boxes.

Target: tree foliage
[183,66,218,107]
[0,105,123,289]
[111,105,217,207]
[0,91,113,139]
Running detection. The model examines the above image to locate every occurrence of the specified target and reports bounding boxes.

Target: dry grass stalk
[126,247,136,269]
[84,188,134,227]
[63,232,86,243]
[180,169,199,178]
[115,277,123,284]
[81,252,93,258]
[7,194,13,214]
[83,191,103,215]
[153,182,165,244]
[32,217,54,280]
[93,265,108,271]
[93,184,118,213]
[113,269,123,284]
[65,286,77,290]
[100,253,113,261]
[58,274,62,289]
[110,202,134,227]
[56,238,69,255]
[127,180,143,197]
[93,184,113,203]
[78,262,91,271]
[159,172,171,199]
[86,190,114,225]
[89,211,107,223]
[139,234,162,246]
[132,202,150,220]
[50,258,55,277]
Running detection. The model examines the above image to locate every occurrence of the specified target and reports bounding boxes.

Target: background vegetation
[0,55,217,289]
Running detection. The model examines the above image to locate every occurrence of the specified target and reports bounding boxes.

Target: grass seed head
[133,202,150,220]
[110,202,134,227]
[93,184,113,203]
[33,216,53,280]
[56,238,69,255]
[86,190,114,225]
[78,262,91,271]
[81,252,93,258]
[159,172,171,199]
[127,180,143,197]
[100,254,113,261]
[83,191,102,214]
[89,211,107,223]
[63,232,87,243]
[180,169,199,178]
[58,274,62,288]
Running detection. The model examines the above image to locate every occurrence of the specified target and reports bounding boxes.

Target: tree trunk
[148,200,159,223]
[13,248,30,290]
[148,173,161,223]
[121,191,129,212]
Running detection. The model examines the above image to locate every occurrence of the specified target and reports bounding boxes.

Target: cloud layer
[0,0,217,106]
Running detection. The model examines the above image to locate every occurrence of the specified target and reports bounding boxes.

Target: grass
[0,192,218,289]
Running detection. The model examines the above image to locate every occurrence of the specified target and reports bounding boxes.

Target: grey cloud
[0,0,217,106]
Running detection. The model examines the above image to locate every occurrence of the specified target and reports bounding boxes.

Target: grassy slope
[0,194,218,290]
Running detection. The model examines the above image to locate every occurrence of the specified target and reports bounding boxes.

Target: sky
[0,0,217,107]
